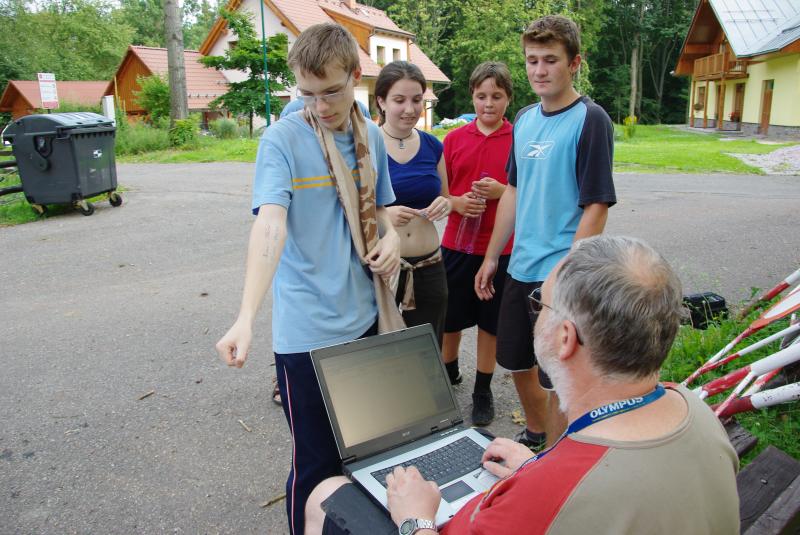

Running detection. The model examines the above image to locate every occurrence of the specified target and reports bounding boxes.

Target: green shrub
[623,115,638,140]
[55,100,103,114]
[210,118,239,139]
[169,118,199,147]
[134,74,170,125]
[116,122,170,155]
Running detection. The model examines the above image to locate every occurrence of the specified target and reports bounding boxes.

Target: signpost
[37,73,59,110]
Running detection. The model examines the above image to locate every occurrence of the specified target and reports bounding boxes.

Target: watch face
[399,519,415,535]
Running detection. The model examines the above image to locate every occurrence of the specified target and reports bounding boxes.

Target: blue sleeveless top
[387,130,443,210]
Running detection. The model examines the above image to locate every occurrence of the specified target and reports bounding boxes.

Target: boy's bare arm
[216,204,288,368]
[474,185,517,300]
[573,202,608,242]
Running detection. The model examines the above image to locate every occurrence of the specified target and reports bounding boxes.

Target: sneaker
[471,392,494,426]
[514,429,546,451]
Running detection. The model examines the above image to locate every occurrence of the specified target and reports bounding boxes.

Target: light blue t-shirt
[252,111,395,353]
[506,97,616,282]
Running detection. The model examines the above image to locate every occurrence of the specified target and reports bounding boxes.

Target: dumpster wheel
[76,200,95,216]
[31,204,48,216]
[109,192,123,207]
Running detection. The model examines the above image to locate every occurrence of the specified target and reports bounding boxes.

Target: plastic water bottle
[454,172,488,254]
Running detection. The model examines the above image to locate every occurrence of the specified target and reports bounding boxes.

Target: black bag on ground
[683,292,728,330]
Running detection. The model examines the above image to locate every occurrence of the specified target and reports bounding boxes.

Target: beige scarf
[304,103,405,333]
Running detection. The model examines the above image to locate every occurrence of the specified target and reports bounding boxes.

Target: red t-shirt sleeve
[442,439,608,535]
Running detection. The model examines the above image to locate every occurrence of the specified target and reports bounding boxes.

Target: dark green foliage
[200,10,293,135]
[182,0,219,50]
[133,74,170,123]
[0,0,134,91]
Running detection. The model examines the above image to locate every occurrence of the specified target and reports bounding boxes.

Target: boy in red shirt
[441,62,514,425]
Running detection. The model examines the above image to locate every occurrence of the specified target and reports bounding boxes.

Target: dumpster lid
[25,112,113,128]
[3,112,114,140]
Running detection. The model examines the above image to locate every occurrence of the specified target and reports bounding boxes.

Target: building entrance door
[759,80,773,135]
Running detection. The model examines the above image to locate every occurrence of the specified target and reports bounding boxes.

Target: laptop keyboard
[370,436,485,488]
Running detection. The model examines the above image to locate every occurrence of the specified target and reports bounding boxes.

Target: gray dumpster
[2,112,122,215]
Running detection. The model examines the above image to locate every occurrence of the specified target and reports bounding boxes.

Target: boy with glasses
[215,23,400,535]
[475,15,616,450]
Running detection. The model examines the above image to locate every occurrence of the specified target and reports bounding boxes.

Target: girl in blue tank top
[375,61,451,346]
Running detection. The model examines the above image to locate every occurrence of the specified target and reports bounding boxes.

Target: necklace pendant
[399,139,405,149]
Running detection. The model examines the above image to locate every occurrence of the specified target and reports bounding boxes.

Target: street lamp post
[259,0,271,126]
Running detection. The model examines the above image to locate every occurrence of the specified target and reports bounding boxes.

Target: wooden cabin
[0,81,107,119]
[105,46,229,125]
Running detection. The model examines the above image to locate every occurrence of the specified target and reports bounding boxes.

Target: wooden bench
[725,420,800,534]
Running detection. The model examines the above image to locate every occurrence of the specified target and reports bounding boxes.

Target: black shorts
[442,247,510,335]
[395,253,447,346]
[495,276,552,389]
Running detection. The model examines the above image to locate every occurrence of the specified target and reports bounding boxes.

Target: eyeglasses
[296,73,351,106]
[527,287,551,315]
[528,286,583,345]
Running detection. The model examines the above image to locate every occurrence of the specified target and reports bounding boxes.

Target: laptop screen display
[317,330,456,449]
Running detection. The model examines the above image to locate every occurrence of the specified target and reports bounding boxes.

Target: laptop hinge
[343,455,357,464]
[430,426,439,433]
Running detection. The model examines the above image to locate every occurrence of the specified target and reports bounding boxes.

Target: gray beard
[535,328,573,413]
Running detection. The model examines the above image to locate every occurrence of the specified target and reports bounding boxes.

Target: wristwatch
[398,518,436,534]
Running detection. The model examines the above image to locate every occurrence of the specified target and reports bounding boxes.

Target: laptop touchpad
[440,480,474,503]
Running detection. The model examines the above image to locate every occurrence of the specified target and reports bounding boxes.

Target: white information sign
[37,72,59,109]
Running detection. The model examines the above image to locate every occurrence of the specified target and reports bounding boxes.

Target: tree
[164,0,188,124]
[0,0,133,90]
[200,10,294,136]
[119,0,166,47]
[133,74,170,124]
[183,0,218,50]
[387,0,455,70]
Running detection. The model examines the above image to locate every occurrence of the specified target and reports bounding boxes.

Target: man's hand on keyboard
[480,438,536,479]
[386,466,441,527]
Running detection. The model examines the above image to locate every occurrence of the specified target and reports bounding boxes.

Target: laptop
[310,324,499,526]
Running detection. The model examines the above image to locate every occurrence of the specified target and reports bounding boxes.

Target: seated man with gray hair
[305,235,740,534]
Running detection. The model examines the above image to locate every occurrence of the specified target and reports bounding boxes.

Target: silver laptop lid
[311,324,462,462]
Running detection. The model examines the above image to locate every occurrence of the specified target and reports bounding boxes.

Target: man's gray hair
[551,236,683,379]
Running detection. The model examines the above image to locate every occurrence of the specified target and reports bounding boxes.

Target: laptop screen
[314,326,458,453]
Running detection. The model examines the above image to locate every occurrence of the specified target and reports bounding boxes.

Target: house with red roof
[105,45,230,125]
[0,81,108,119]
[198,0,450,129]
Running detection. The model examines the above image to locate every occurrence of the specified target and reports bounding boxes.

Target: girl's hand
[386,205,418,227]
[419,196,451,222]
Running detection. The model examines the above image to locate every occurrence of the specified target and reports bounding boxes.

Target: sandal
[272,377,282,406]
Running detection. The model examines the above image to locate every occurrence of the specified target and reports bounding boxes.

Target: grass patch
[613,125,792,174]
[119,136,259,164]
[0,158,120,227]
[118,123,793,175]
[662,299,799,463]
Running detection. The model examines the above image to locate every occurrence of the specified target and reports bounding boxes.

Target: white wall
[369,34,407,65]
[209,0,297,85]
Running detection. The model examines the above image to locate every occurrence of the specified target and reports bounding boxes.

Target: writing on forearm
[262,223,281,262]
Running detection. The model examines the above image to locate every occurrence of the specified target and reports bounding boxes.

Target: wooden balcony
[694,52,748,80]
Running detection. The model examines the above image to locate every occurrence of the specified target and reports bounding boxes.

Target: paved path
[1,163,797,534]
